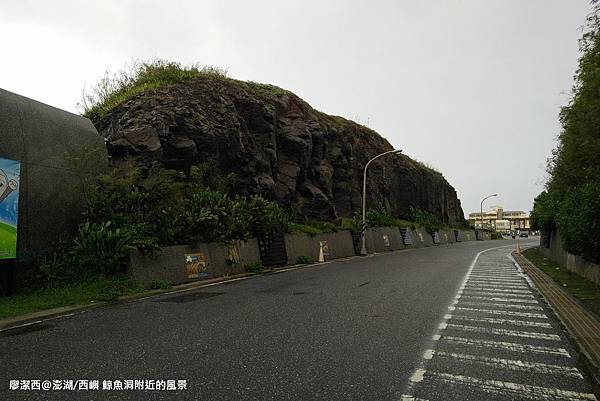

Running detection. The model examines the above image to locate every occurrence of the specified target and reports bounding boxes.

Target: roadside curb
[513,250,600,389]
[0,239,497,331]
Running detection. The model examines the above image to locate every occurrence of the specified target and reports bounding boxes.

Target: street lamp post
[480,193,498,232]
[360,149,403,255]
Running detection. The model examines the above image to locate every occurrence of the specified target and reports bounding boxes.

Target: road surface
[0,238,596,400]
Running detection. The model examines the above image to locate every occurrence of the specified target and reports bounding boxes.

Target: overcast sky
[0,1,592,215]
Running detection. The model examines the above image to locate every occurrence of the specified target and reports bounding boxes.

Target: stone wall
[539,230,600,285]
[0,88,108,260]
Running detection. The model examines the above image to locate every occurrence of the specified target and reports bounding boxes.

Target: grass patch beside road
[523,247,600,317]
[0,278,143,320]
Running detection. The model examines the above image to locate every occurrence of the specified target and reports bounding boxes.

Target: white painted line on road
[431,372,596,401]
[438,322,448,330]
[455,306,548,319]
[467,278,528,284]
[449,315,552,328]
[432,350,583,378]
[462,286,531,294]
[460,290,534,298]
[400,395,429,401]
[459,295,539,304]
[423,349,435,360]
[458,301,543,311]
[409,368,427,383]
[465,283,530,290]
[441,336,571,357]
[445,323,561,341]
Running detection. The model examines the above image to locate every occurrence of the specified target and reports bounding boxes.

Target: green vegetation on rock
[81,60,228,120]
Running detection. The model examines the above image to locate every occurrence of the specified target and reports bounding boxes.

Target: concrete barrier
[128,239,261,288]
[365,226,404,253]
[540,230,600,285]
[411,227,434,247]
[127,226,491,288]
[457,230,476,242]
[476,230,492,241]
[285,231,355,264]
[436,229,457,244]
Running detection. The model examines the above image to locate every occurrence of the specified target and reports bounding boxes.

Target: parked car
[519,232,529,238]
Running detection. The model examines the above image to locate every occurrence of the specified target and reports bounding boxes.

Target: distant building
[468,205,530,232]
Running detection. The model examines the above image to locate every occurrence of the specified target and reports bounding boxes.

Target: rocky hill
[92,75,465,225]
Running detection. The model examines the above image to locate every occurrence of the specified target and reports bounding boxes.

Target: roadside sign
[185,252,208,279]
[0,157,20,260]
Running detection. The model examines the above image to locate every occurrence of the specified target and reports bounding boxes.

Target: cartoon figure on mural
[0,157,21,260]
[0,169,18,204]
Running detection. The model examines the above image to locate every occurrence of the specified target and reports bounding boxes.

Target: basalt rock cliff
[92,75,465,225]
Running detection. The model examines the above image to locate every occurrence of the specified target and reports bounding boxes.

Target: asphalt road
[0,238,594,401]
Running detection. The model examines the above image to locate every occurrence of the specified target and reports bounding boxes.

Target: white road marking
[468,277,524,282]
[431,372,597,401]
[410,368,427,383]
[441,336,571,356]
[459,295,539,304]
[431,350,583,378]
[455,306,548,319]
[449,314,552,328]
[458,301,543,311]
[462,286,532,294]
[400,396,429,401]
[422,349,435,360]
[445,323,561,341]
[465,283,530,289]
[461,290,534,298]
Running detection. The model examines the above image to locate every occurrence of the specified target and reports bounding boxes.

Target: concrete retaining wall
[411,227,434,247]
[476,230,492,241]
[128,239,260,288]
[436,229,457,244]
[128,226,492,288]
[539,230,600,285]
[285,231,355,264]
[457,230,476,242]
[365,226,404,253]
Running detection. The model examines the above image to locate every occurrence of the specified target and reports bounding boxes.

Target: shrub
[81,60,228,120]
[244,262,264,274]
[366,203,396,227]
[289,220,337,236]
[149,279,171,290]
[410,207,443,234]
[530,191,558,232]
[296,256,313,264]
[555,179,600,262]
[41,222,159,282]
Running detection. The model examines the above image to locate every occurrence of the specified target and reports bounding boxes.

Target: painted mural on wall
[0,157,20,260]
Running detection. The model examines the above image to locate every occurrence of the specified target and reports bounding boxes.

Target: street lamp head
[493,193,498,197]
[394,149,403,154]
